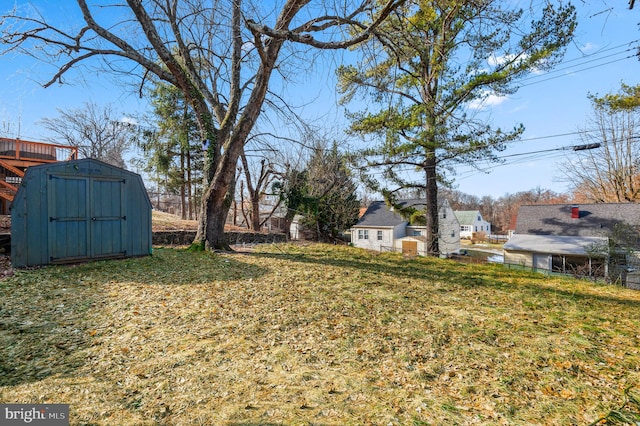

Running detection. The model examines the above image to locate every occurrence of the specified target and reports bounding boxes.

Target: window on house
[358,230,369,240]
[477,215,481,221]
[442,211,447,219]
[377,230,383,241]
[413,230,422,236]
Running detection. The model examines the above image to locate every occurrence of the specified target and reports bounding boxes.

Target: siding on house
[351,223,405,252]
[438,203,461,254]
[503,250,533,268]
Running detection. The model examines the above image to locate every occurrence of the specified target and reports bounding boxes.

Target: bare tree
[39,102,134,168]
[559,91,640,202]
[1,0,400,250]
[238,154,277,231]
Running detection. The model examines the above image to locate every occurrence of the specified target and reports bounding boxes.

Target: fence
[486,234,509,244]
[502,262,564,275]
[449,253,487,264]
[148,192,199,220]
[502,261,640,289]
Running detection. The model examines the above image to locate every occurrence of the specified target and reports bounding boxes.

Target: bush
[471,232,487,244]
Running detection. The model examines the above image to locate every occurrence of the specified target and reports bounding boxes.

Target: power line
[518,55,637,88]
[454,136,640,180]
[558,40,639,66]
[518,40,638,84]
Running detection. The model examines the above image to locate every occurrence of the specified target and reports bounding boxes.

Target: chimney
[571,205,579,219]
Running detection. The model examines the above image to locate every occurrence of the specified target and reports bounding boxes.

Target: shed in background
[11,158,152,267]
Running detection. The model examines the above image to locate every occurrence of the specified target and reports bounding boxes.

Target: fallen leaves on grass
[1,244,640,425]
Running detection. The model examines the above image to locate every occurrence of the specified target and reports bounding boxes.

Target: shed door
[402,240,418,256]
[90,178,125,258]
[48,175,125,262]
[48,176,90,262]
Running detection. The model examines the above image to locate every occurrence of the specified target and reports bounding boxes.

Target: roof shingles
[353,199,426,227]
[515,203,640,238]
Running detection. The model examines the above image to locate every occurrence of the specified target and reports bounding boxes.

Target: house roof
[454,210,480,225]
[504,234,608,256]
[514,203,640,237]
[354,198,454,228]
[353,199,424,228]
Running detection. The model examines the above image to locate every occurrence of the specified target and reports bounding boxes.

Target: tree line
[25,81,640,240]
[1,1,637,255]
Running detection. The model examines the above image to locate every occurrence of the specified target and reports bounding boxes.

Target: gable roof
[514,203,640,237]
[454,210,481,225]
[354,200,424,227]
[354,199,454,228]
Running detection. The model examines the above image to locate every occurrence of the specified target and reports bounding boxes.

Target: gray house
[11,158,152,267]
[504,203,640,285]
[350,199,460,256]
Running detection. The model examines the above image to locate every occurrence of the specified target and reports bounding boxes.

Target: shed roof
[514,203,640,237]
[504,234,608,256]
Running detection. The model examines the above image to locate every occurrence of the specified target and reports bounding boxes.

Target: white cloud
[118,116,138,126]
[487,53,521,67]
[468,92,509,110]
[490,51,546,74]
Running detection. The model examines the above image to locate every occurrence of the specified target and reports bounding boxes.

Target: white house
[350,199,460,256]
[454,210,492,239]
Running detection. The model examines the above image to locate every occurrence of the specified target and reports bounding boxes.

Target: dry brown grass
[1,244,640,425]
[152,211,198,232]
[151,211,255,233]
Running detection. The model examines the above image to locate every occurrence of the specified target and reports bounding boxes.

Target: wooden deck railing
[0,138,79,204]
[0,137,78,164]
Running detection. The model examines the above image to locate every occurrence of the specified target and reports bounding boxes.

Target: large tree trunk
[425,151,439,257]
[196,190,229,250]
[251,194,261,231]
[194,170,237,250]
[193,140,241,249]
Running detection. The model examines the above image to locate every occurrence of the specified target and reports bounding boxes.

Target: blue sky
[0,1,638,199]
[451,2,640,198]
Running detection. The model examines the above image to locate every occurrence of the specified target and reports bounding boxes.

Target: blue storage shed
[11,158,152,267]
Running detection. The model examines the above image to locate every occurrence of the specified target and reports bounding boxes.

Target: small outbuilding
[350,199,460,257]
[11,158,152,267]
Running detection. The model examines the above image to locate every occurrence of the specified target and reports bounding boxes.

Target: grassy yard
[1,244,640,425]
